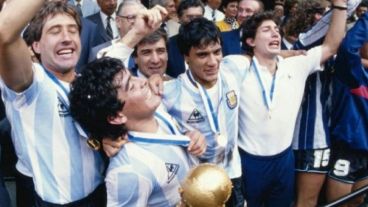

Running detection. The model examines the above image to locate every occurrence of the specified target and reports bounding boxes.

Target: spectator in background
[274,1,284,21]
[67,0,100,17]
[87,0,119,43]
[219,0,263,56]
[347,0,368,29]
[216,0,239,32]
[282,0,327,50]
[237,0,263,25]
[282,0,298,26]
[203,0,224,22]
[151,0,180,37]
[89,0,145,65]
[166,0,205,78]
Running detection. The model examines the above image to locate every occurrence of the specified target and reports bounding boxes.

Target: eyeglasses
[117,15,137,22]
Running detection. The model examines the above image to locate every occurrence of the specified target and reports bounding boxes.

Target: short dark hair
[241,11,279,55]
[23,24,41,62]
[28,1,81,42]
[177,0,205,18]
[284,0,298,16]
[132,28,168,57]
[359,0,368,8]
[219,0,239,13]
[69,57,127,141]
[177,17,222,56]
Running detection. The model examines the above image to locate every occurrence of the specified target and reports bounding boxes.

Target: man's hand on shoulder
[102,135,128,157]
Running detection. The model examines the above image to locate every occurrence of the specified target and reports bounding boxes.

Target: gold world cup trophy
[178,163,233,207]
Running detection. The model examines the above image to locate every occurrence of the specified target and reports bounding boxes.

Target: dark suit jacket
[167,35,186,78]
[67,0,100,17]
[221,29,242,56]
[88,40,112,62]
[86,12,113,45]
[77,18,102,72]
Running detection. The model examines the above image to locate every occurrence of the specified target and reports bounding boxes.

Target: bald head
[237,0,263,24]
[116,0,145,36]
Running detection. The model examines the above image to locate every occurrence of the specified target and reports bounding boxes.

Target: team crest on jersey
[165,163,179,183]
[187,109,205,123]
[57,98,70,117]
[226,90,237,109]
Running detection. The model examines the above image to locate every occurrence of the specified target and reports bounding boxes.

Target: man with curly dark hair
[69,57,206,206]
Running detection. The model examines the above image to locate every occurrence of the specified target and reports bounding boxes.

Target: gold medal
[216,133,227,147]
[86,138,101,151]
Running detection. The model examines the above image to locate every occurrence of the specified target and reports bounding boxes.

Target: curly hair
[241,11,279,56]
[177,17,222,56]
[69,57,127,141]
[283,0,326,38]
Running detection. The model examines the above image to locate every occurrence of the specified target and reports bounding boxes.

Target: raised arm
[0,0,44,92]
[320,0,348,65]
[99,5,167,60]
[334,12,368,83]
[295,0,361,50]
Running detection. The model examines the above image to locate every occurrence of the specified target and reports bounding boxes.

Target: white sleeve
[298,0,361,47]
[222,55,250,82]
[0,63,44,107]
[282,46,323,78]
[97,42,134,63]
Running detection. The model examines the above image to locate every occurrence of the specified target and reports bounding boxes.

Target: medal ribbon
[43,66,88,138]
[251,57,277,111]
[154,109,181,135]
[128,109,190,146]
[186,70,222,134]
[127,132,190,146]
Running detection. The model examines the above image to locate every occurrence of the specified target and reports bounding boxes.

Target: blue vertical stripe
[34,87,59,200]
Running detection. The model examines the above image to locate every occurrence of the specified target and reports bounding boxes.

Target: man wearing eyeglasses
[88,0,144,64]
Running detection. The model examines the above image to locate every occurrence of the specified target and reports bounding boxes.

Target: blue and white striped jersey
[0,63,104,204]
[105,109,193,207]
[295,0,361,49]
[290,0,363,150]
[162,57,247,179]
[292,65,332,150]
